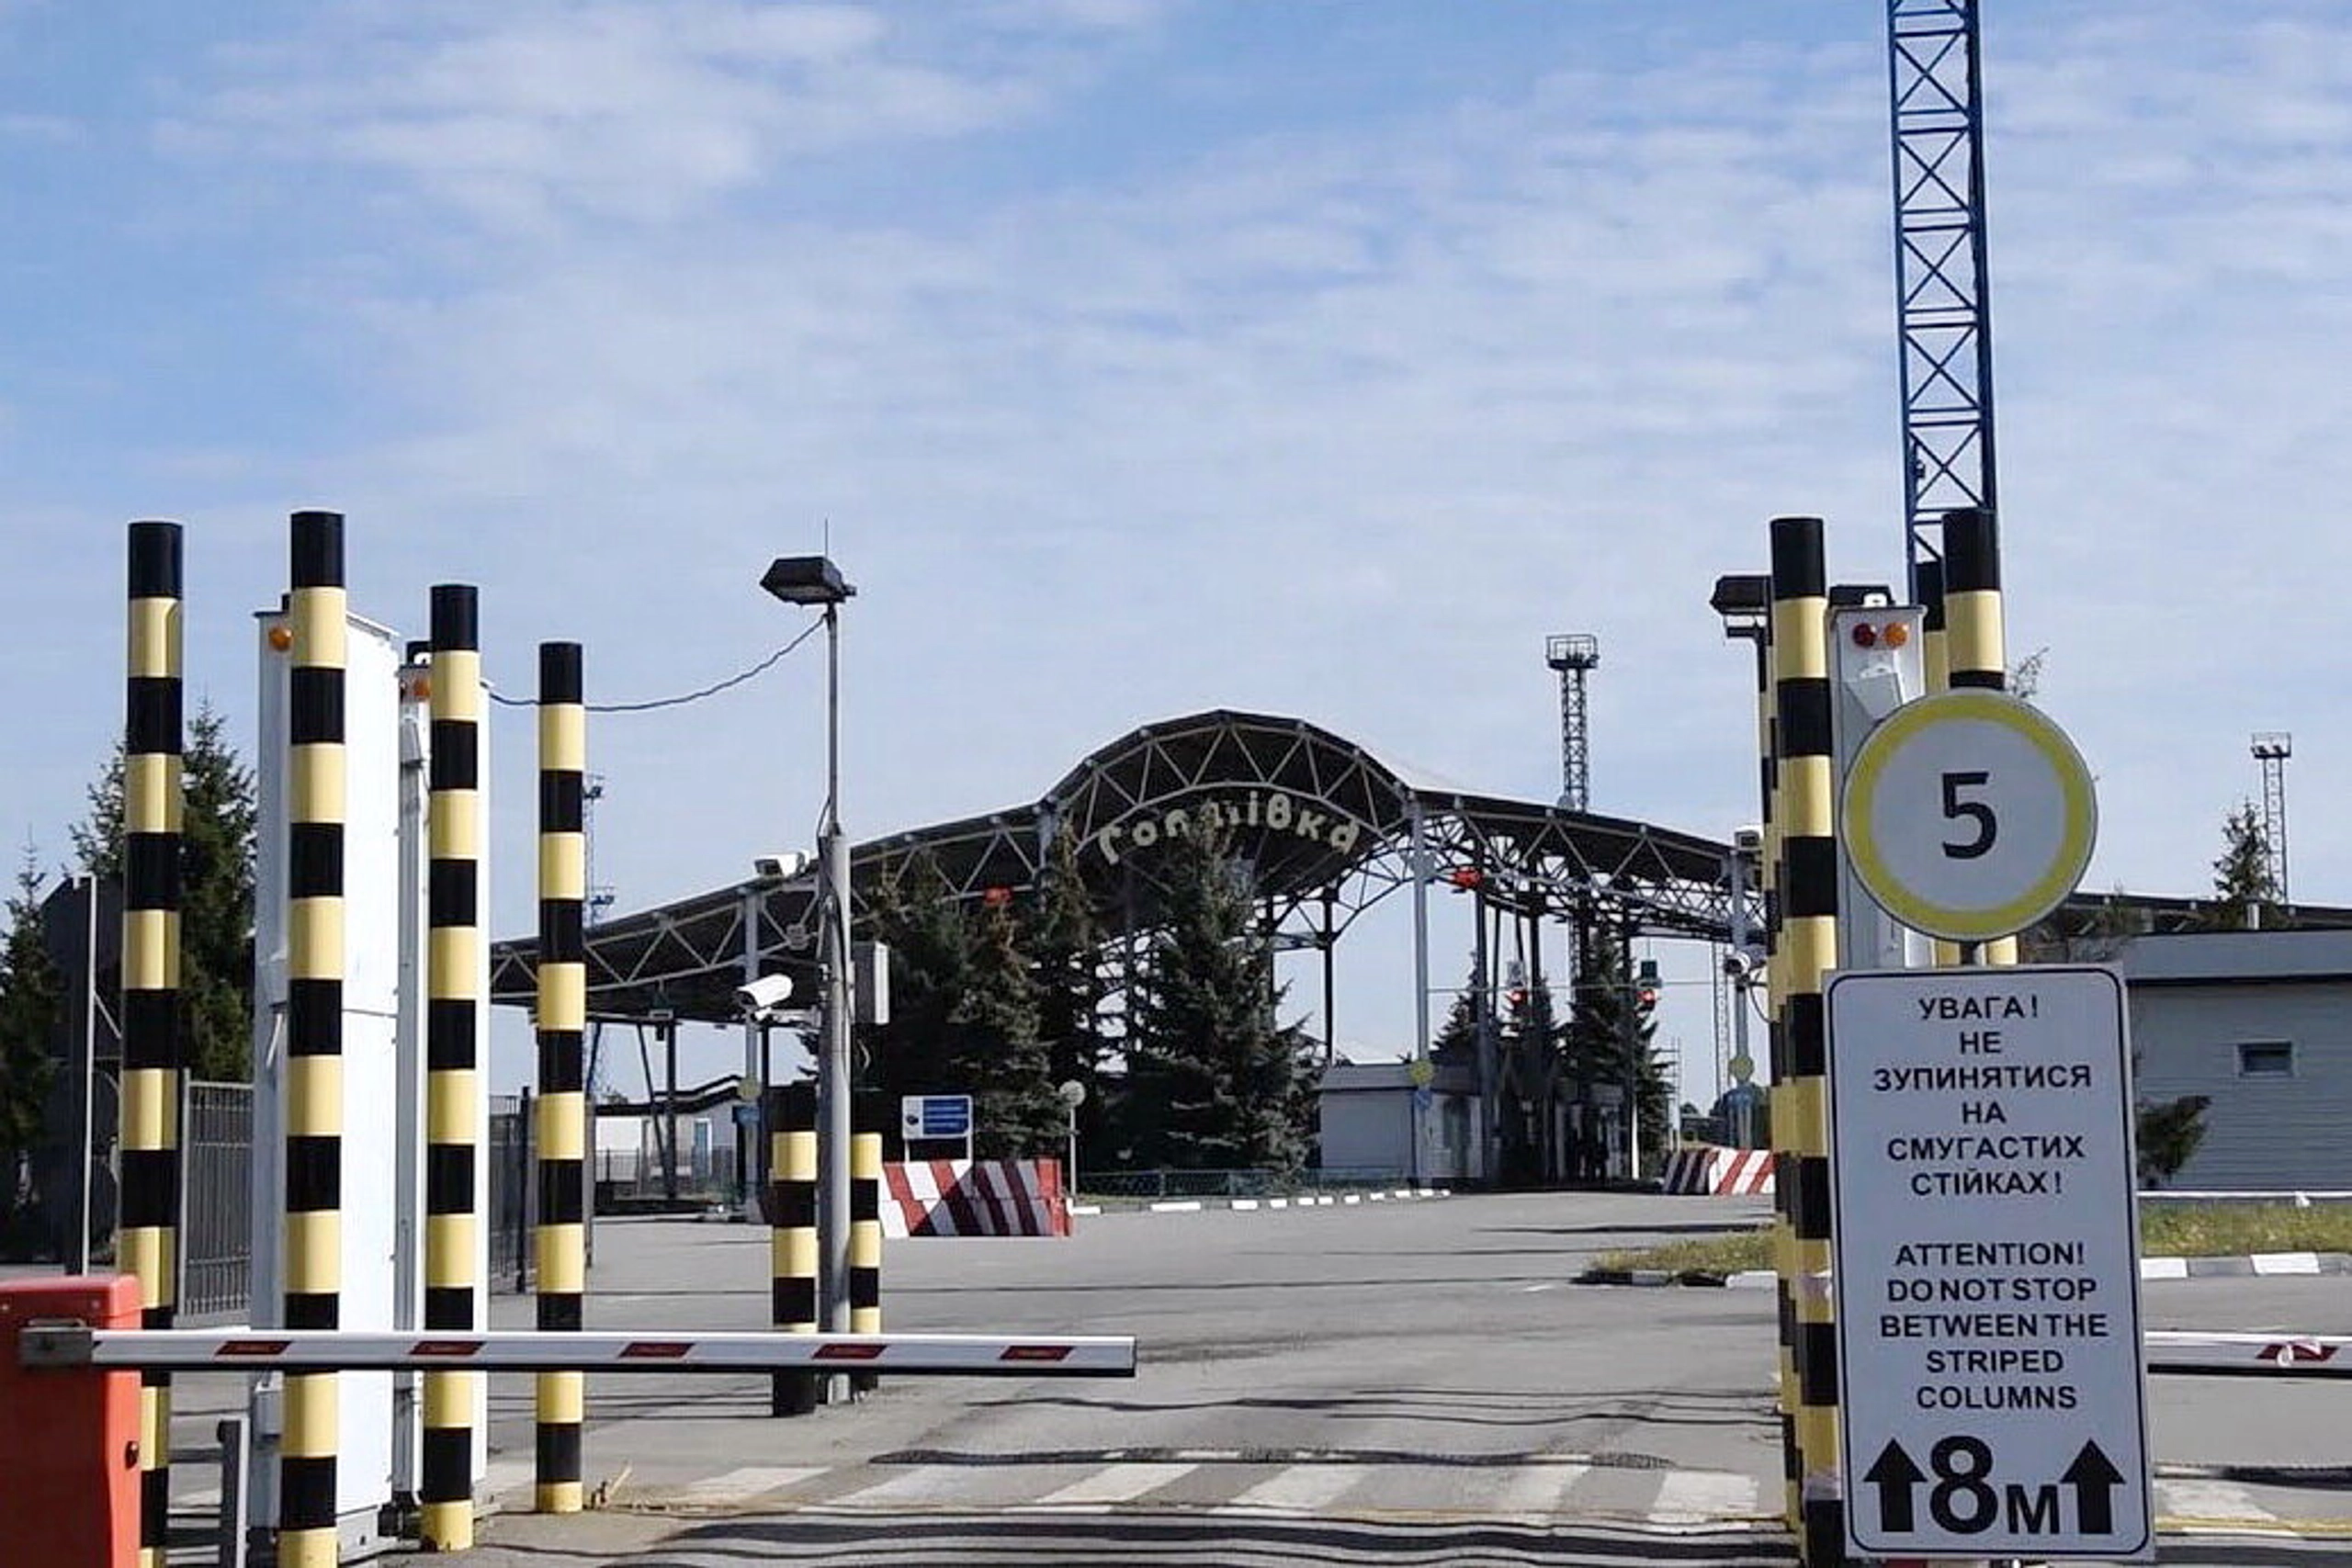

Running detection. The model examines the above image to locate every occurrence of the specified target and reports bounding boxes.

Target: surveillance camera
[753,852,810,880]
[1732,826,1764,855]
[735,974,796,1014]
[1723,945,1766,980]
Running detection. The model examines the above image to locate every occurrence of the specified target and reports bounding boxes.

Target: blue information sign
[902,1094,973,1140]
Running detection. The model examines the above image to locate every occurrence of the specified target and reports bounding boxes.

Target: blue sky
[7,2,2350,1099]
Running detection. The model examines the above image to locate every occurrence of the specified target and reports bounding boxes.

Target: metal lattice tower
[1890,0,1999,594]
[1544,634,1600,812]
[2251,733,2292,902]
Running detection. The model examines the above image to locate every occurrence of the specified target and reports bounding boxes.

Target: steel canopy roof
[485,707,1745,1024]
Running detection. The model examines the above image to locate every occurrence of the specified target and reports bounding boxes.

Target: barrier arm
[2144,1330,2351,1379]
[19,1325,1139,1378]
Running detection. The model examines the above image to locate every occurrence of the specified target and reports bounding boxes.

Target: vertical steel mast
[1889,0,1999,594]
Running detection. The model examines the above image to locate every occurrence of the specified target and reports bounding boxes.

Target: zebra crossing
[589,1452,1783,1529]
[559,1455,2352,1545]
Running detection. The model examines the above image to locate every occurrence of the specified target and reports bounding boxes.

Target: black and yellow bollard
[280,510,347,1568]
[849,1109,884,1394]
[1769,516,1843,1565]
[422,584,483,1551]
[770,1083,820,1416]
[535,642,588,1514]
[120,520,183,1568]
[1942,507,2018,965]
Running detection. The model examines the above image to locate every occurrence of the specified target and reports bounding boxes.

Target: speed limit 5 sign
[1840,690,2098,942]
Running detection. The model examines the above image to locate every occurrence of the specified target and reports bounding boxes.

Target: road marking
[1485,1460,1593,1520]
[1025,1461,1198,1508]
[1648,1470,1760,1525]
[821,1466,989,1509]
[1226,1463,1374,1513]
[673,1465,826,1504]
[2158,1479,2287,1533]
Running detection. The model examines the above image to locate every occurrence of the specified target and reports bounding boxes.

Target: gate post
[0,1275,143,1568]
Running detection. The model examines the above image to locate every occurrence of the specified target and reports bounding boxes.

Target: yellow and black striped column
[422,585,482,1551]
[536,642,588,1513]
[281,510,347,1567]
[1942,507,2018,965]
[1916,558,1965,967]
[770,1083,819,1416]
[121,519,184,1568]
[1768,515,1842,1565]
[849,1112,884,1394]
[1750,607,1804,1536]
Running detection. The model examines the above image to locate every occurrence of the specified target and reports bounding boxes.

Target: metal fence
[181,1082,253,1322]
[1078,1167,1413,1201]
[490,1093,531,1292]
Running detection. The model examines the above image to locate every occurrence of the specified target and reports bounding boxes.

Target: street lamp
[761,555,856,1350]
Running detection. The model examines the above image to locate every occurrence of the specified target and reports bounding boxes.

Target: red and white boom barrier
[2144,1330,2351,1378]
[884,1158,1071,1237]
[18,1325,1136,1377]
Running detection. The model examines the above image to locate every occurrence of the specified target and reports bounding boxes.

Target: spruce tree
[860,852,974,1147]
[1122,821,1315,1173]
[1027,830,1107,1170]
[1430,957,1480,1069]
[950,902,1063,1159]
[1562,935,1669,1179]
[73,703,257,1081]
[0,851,62,1219]
[2200,802,2282,931]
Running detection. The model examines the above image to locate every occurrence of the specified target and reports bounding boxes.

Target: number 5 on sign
[1841,691,2098,942]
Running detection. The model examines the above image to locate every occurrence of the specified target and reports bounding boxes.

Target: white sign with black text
[1827,964,2151,1562]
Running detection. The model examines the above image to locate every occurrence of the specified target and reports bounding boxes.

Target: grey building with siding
[2103,931,2352,1192]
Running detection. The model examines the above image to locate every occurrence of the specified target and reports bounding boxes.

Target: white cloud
[31,0,2352,971]
[170,1,1123,229]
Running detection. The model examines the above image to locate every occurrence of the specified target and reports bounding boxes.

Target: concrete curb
[1070,1190,1452,1221]
[1578,1252,2352,1289]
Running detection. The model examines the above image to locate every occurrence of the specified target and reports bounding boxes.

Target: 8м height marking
[1866,1437,2126,1538]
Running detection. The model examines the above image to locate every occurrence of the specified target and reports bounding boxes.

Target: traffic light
[1634,958,1660,1017]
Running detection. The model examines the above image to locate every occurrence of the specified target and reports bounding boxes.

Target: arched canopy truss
[489,709,1747,1023]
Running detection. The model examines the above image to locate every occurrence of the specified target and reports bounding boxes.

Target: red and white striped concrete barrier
[882,1159,1071,1238]
[1661,1146,1776,1196]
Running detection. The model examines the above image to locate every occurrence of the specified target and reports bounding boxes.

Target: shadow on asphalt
[636,1511,1792,1566]
[960,1389,1776,1431]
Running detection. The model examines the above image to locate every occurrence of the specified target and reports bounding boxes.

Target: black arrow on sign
[1864,1440,1926,1533]
[2062,1440,2125,1535]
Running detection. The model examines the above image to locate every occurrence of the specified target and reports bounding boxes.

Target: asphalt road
[434,1192,2351,1566]
[148,1191,2352,1563]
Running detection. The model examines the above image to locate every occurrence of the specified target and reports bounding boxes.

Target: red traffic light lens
[1850,622,1879,648]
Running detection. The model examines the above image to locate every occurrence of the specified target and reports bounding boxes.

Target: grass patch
[1595,1228,1774,1277]
[1596,1203,2352,1278]
[2139,1201,2352,1258]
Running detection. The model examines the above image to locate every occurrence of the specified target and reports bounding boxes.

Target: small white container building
[2105,930,2352,1192]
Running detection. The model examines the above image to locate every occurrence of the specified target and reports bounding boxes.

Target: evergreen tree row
[860,818,1318,1175]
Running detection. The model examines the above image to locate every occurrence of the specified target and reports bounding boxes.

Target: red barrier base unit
[0,1274,143,1568]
